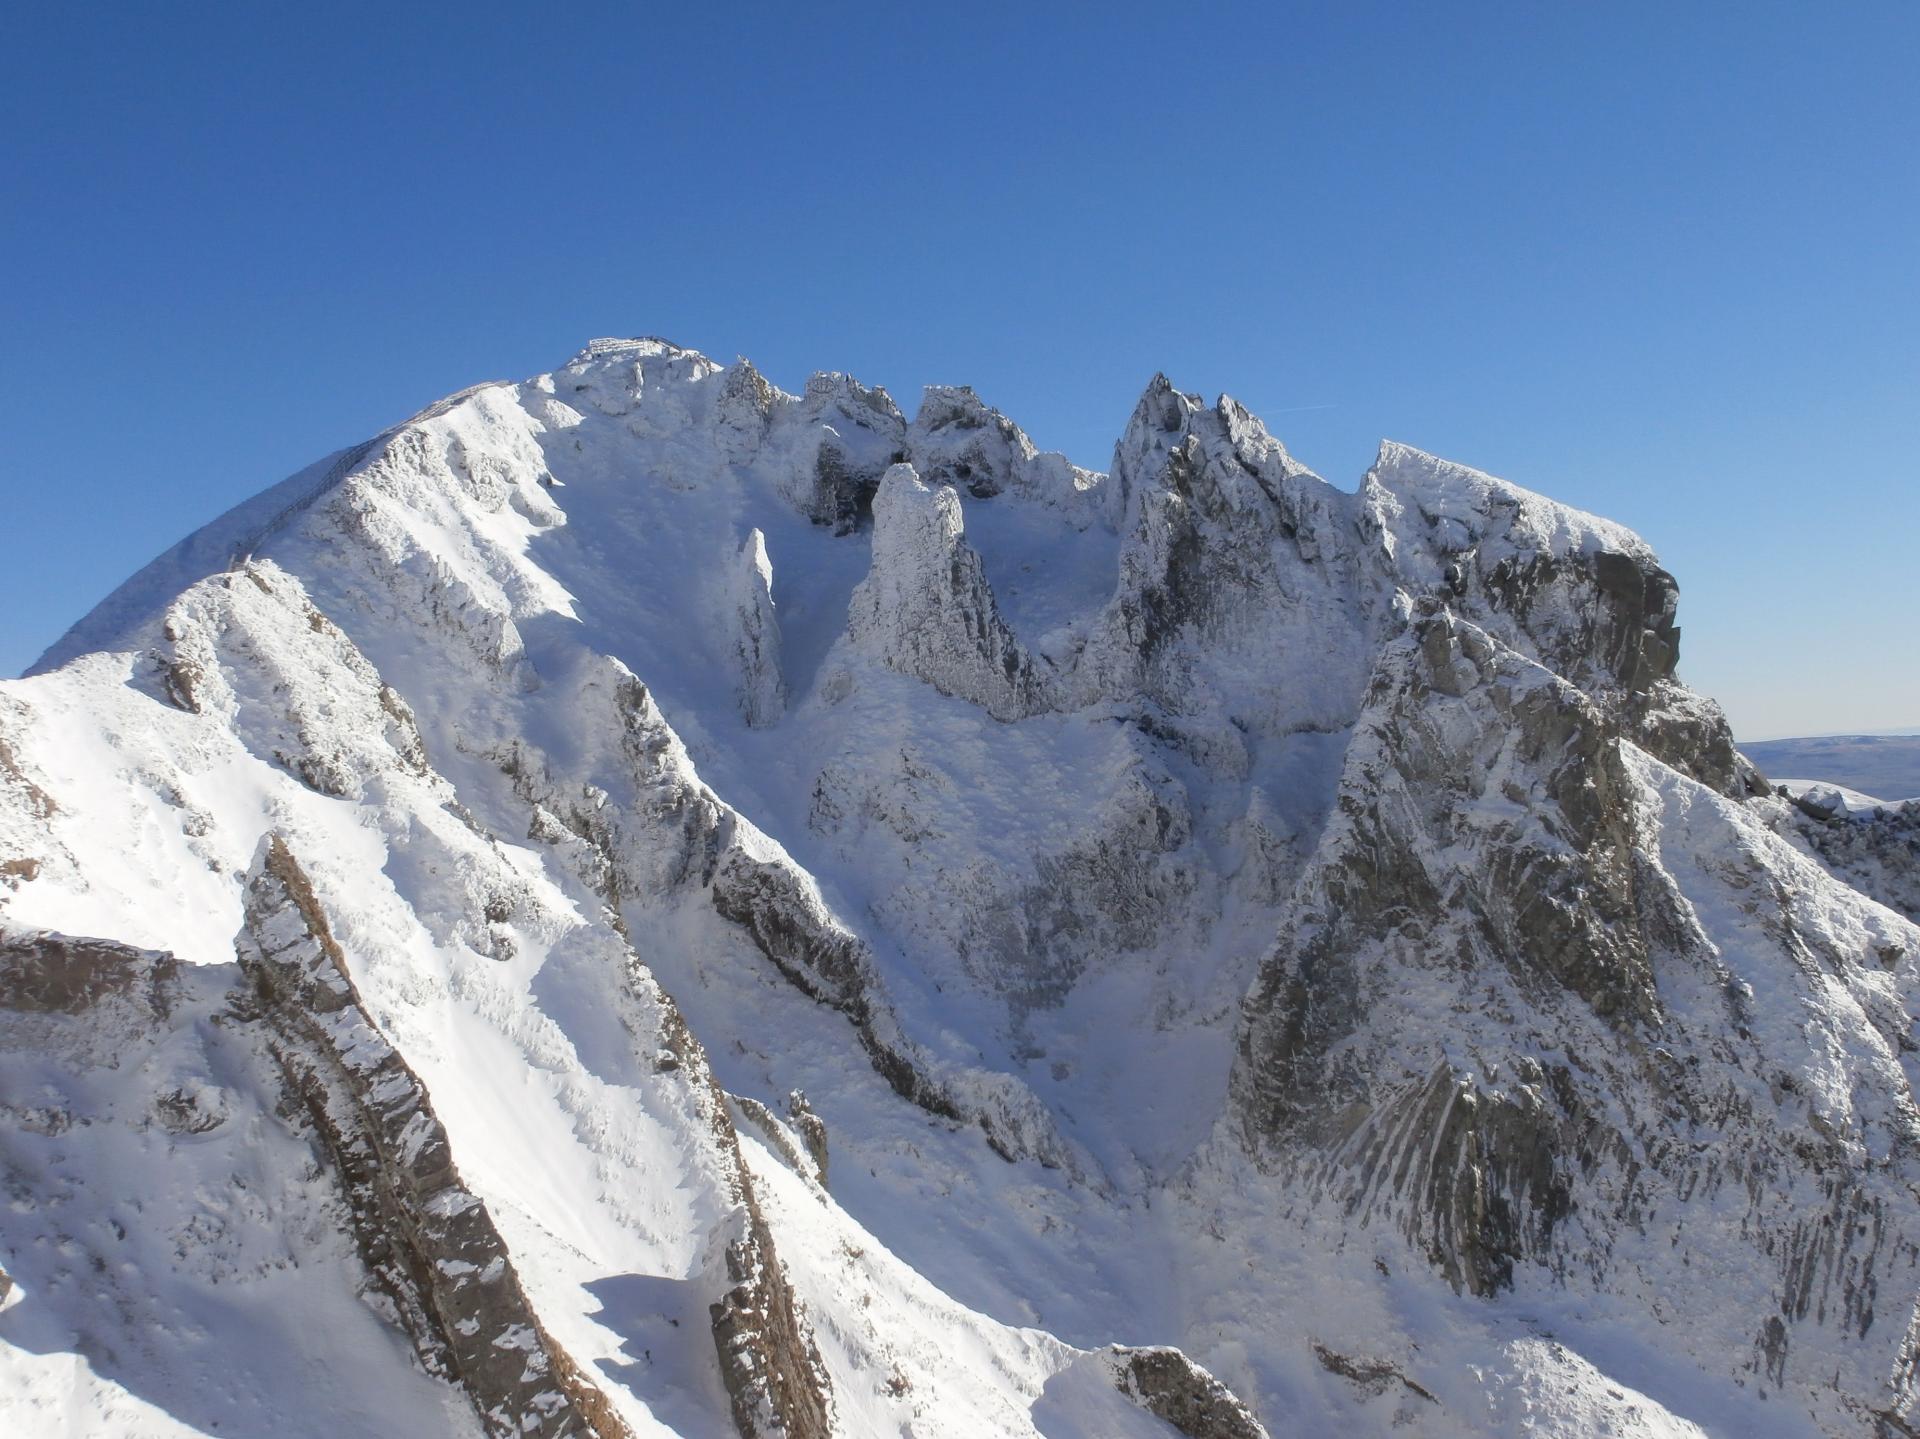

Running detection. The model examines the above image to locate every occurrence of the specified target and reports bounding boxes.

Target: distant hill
[1739,733,1920,801]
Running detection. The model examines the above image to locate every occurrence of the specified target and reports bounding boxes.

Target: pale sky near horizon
[2,3,1914,740]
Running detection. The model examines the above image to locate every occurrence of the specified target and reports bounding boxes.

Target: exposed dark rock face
[234,825,838,1439]
[235,835,632,1439]
[785,1091,829,1187]
[646,960,836,1439]
[1104,1346,1270,1439]
[1228,605,1920,1417]
[1311,1341,1437,1405]
[710,846,871,1015]
[707,847,987,1143]
[786,374,908,534]
[0,928,177,1015]
[1359,441,1758,796]
[709,1192,835,1439]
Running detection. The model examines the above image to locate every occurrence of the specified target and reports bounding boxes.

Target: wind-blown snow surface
[3,338,1917,1438]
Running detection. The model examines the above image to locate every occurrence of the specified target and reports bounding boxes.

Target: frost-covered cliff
[3,337,1915,1438]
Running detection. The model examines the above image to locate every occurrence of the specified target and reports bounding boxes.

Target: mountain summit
[3,338,1915,1438]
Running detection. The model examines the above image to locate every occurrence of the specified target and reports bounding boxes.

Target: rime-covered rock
[1071,377,1380,742]
[907,384,1101,520]
[727,529,786,727]
[847,464,1058,721]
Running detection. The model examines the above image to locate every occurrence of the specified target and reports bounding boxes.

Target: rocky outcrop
[708,840,1081,1173]
[148,562,435,799]
[643,935,836,1439]
[728,528,787,727]
[786,1090,829,1186]
[1104,1346,1270,1439]
[1229,604,1920,1420]
[906,384,1102,518]
[1786,793,1920,924]
[1360,440,1758,795]
[1310,1341,1438,1406]
[732,1094,821,1186]
[241,664,841,1439]
[1232,608,1664,1292]
[0,928,177,1015]
[235,835,631,1439]
[1234,606,1666,1128]
[709,1191,835,1439]
[848,464,1057,720]
[1072,378,1378,740]
[906,384,1031,499]
[775,373,908,533]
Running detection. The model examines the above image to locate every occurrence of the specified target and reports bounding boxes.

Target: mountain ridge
[3,336,1916,1438]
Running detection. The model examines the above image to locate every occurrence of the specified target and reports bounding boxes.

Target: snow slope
[4,337,1917,1438]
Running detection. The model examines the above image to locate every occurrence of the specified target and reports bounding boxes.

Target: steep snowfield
[4,338,1916,1438]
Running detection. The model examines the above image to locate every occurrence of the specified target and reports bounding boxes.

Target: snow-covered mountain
[3,337,1917,1439]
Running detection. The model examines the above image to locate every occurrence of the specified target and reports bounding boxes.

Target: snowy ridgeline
[3,336,1918,1439]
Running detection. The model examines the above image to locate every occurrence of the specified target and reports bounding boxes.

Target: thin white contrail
[1264,403,1337,414]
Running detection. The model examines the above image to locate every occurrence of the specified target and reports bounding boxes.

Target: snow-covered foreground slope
[4,338,1917,1438]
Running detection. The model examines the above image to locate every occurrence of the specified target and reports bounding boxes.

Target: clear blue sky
[2,3,1914,739]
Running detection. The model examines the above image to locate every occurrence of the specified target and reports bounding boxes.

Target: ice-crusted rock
[728,529,787,727]
[148,560,434,796]
[770,373,907,533]
[708,835,1085,1175]
[1360,441,1756,794]
[848,464,1058,721]
[562,337,724,425]
[1072,377,1379,743]
[906,384,1103,520]
[786,1090,829,1186]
